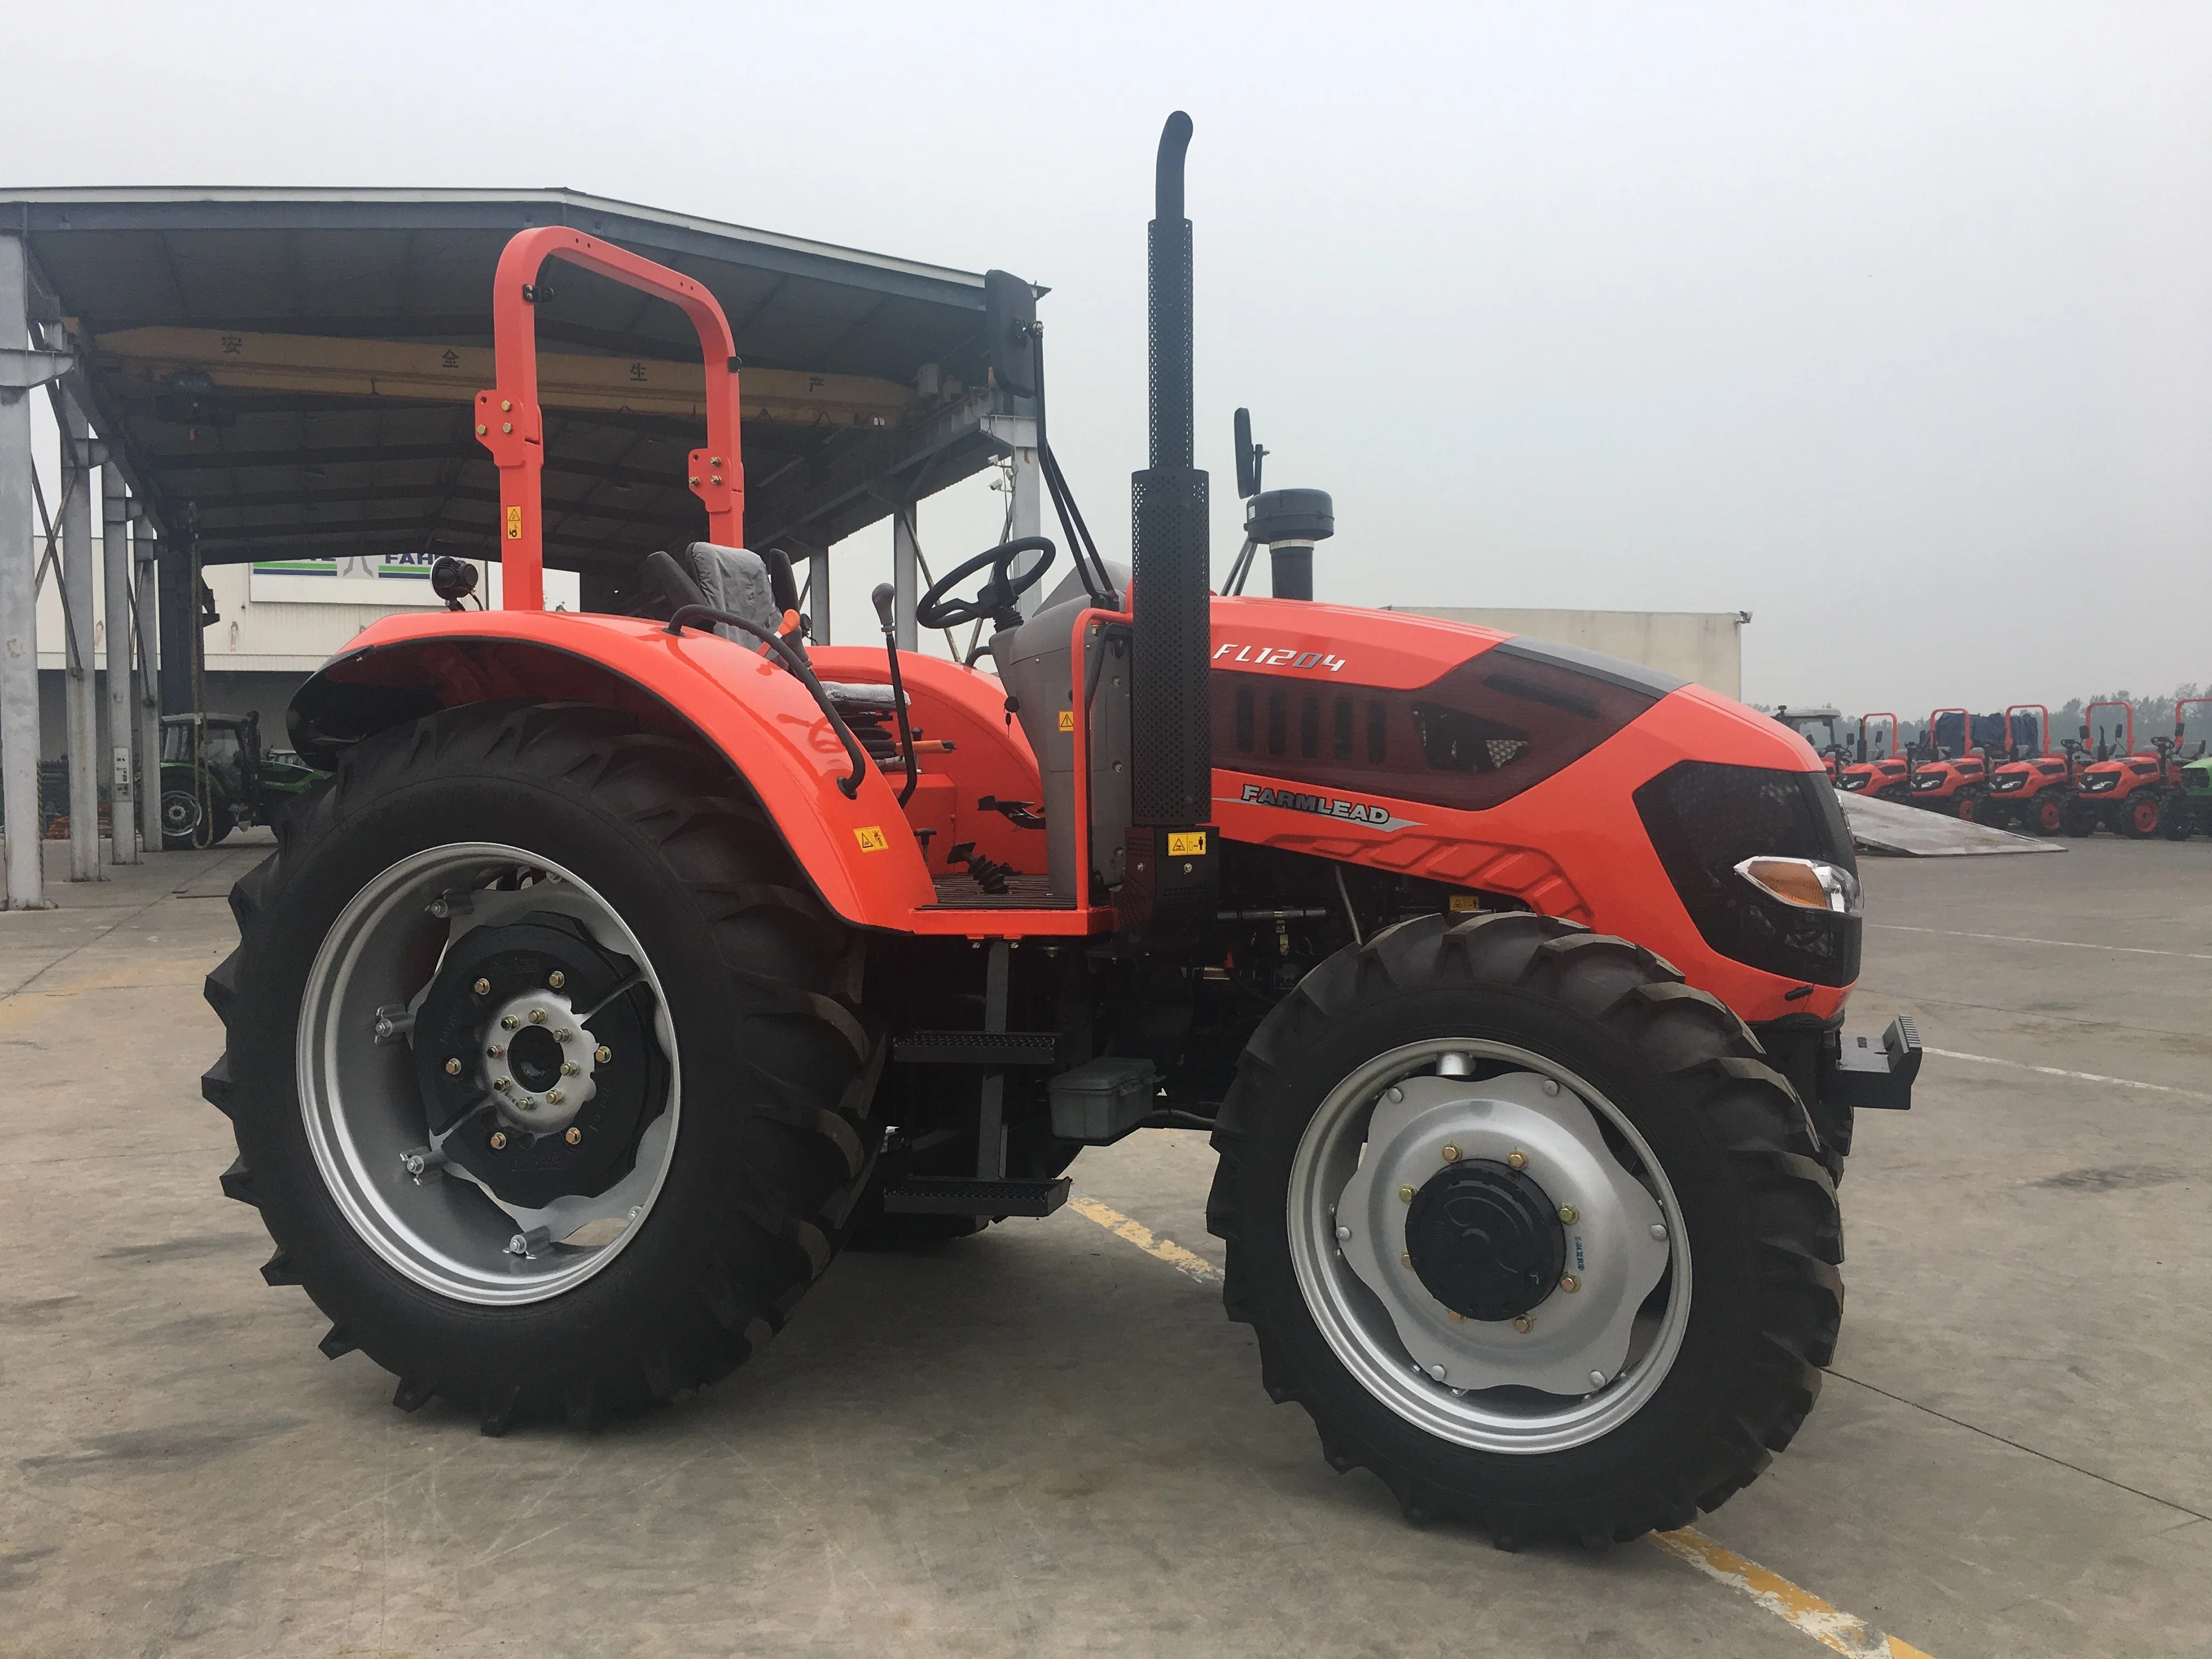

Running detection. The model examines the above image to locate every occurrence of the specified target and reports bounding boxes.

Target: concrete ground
[1,831,2208,1657]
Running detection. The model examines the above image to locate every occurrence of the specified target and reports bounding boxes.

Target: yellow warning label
[854,826,889,852]
[1449,894,1479,912]
[504,505,523,540]
[1058,709,1076,732]
[1167,831,1207,856]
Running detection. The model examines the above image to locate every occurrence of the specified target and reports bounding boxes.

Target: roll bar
[1927,706,1968,760]
[476,228,744,611]
[2085,698,2133,758]
[1859,712,1897,760]
[2004,703,2050,759]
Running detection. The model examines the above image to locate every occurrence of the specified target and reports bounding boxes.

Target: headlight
[1840,775,1866,789]
[1913,775,1942,789]
[1734,856,1864,917]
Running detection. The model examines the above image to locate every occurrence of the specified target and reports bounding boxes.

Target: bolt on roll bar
[475,228,744,611]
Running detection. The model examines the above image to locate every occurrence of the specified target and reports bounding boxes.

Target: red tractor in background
[2063,700,2181,837]
[1977,703,2078,834]
[196,116,1916,1549]
[1905,706,1989,818]
[1835,712,1910,799]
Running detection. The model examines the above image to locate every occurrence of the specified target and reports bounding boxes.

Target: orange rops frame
[475,229,744,611]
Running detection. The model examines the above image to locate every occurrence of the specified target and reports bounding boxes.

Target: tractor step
[880,1175,1072,1217]
[893,1030,1064,1065]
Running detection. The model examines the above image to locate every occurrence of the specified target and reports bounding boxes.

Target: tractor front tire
[2162,800,2196,841]
[2121,795,2163,839]
[2061,803,2098,838]
[202,701,880,1434]
[2031,798,2064,836]
[1206,912,1841,1547]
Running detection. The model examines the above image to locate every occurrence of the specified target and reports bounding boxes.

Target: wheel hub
[410,910,662,1210]
[1405,1159,1566,1322]
[1330,1069,1671,1396]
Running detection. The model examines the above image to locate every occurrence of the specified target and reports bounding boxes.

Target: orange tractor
[2065,700,2188,837]
[198,116,1915,1547]
[1904,706,1990,818]
[1834,712,1911,800]
[1977,703,2079,833]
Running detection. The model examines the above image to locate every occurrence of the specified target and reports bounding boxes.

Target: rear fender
[289,610,935,929]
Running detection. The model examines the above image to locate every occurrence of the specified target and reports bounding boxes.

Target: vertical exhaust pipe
[1129,110,1210,830]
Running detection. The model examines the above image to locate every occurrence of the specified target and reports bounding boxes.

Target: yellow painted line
[1066,1194,1222,1285]
[1071,1189,1940,1659]
[1648,1527,1935,1657]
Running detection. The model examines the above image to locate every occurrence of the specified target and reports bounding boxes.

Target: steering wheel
[914,537,1056,631]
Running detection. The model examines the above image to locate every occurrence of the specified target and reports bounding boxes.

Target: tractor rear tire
[2061,803,2098,838]
[1206,912,1841,1547]
[2162,800,2196,841]
[201,701,880,1434]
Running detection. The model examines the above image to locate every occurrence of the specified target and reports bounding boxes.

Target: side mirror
[982,270,1037,398]
[1233,407,1265,500]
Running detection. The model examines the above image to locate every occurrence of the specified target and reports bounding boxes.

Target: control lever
[871,583,921,806]
[976,794,1047,830]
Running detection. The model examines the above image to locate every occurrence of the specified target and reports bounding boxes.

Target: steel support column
[891,505,918,652]
[59,390,100,879]
[101,467,136,862]
[0,236,50,907]
[134,518,160,853]
[157,535,192,718]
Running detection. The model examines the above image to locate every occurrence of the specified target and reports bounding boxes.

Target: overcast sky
[5,2,2207,714]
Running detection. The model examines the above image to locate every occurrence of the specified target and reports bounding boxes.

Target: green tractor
[2162,696,2212,840]
[159,711,324,851]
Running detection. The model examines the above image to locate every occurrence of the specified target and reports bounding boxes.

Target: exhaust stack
[1128,111,1211,828]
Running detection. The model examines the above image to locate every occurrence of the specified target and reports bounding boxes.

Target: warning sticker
[854,826,889,852]
[1057,709,1076,732]
[504,505,523,540]
[1166,831,1207,856]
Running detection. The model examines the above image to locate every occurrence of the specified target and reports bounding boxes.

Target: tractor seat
[684,543,783,643]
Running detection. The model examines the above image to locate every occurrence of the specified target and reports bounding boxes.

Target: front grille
[1634,761,1861,986]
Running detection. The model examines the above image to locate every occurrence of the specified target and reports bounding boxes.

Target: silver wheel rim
[162,791,200,834]
[297,842,681,1306]
[1288,1039,1690,1454]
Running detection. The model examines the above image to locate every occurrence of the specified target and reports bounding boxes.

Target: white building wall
[1389,607,1747,701]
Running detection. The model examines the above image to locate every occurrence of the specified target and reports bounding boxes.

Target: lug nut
[1512,1316,1533,1334]
[529,1009,545,1024]
[501,1015,518,1030]
[565,1127,582,1145]
[1400,1250,1412,1268]
[548,971,565,989]
[516,1096,536,1111]
[473,977,491,996]
[546,1089,564,1105]
[1335,1224,1352,1240]
[1559,1204,1579,1225]
[554,1028,572,1042]
[594,1045,612,1064]
[1589,1370,1607,1389]
[1508,1149,1528,1170]
[1441,1144,1460,1163]
[1426,1364,1447,1381]
[444,1058,461,1075]
[493,1077,511,1092]
[1398,1184,1416,1203]
[488,1044,504,1058]
[1561,1274,1580,1293]
[1651,1222,1669,1242]
[1385,1086,1403,1103]
[489,1131,508,1150]
[1542,1079,1561,1097]
[1448,1310,1465,1323]
[560,1061,578,1076]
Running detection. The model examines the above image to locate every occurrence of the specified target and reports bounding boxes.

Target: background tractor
[159,710,324,850]
[1905,705,1989,818]
[2162,696,2212,839]
[1835,711,1910,799]
[1771,706,1848,780]
[2063,700,2183,837]
[197,115,1915,1548]
[1976,703,2077,833]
